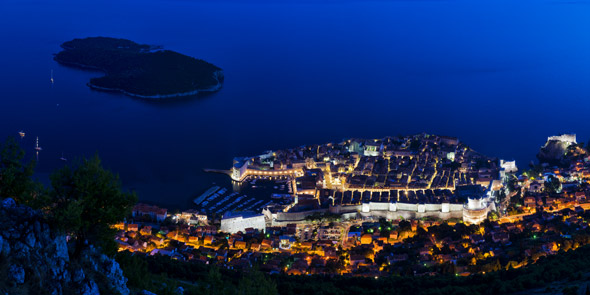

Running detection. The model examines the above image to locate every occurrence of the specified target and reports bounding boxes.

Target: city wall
[272,202,465,225]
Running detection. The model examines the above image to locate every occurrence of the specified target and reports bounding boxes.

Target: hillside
[0,198,129,295]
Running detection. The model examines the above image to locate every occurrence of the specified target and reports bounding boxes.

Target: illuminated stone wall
[220,213,266,233]
[548,134,576,144]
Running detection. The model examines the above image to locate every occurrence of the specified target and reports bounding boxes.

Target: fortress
[548,134,577,145]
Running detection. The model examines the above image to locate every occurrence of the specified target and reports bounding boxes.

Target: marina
[192,178,293,215]
[193,186,220,205]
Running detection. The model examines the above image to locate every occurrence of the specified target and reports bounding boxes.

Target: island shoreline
[86,70,224,100]
[53,37,224,100]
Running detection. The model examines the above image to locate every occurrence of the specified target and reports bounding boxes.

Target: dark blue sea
[1,0,589,209]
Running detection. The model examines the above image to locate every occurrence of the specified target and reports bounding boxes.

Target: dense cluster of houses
[115,200,590,277]
[233,133,502,193]
[114,134,590,277]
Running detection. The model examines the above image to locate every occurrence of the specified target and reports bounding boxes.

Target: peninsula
[54,37,223,99]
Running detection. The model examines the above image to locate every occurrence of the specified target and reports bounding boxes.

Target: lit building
[500,160,518,173]
[548,134,576,145]
[463,195,491,225]
[132,203,167,222]
[220,211,266,234]
[231,158,250,181]
[363,141,381,157]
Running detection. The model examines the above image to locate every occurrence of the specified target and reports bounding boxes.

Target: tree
[49,155,137,256]
[115,251,151,289]
[207,266,233,295]
[238,270,278,295]
[545,175,561,195]
[563,286,579,295]
[0,136,47,208]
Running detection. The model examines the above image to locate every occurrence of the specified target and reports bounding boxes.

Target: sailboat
[50,70,54,84]
[35,137,42,151]
[60,152,67,162]
[18,130,25,139]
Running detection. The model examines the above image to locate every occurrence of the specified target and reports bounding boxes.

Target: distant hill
[54,37,223,99]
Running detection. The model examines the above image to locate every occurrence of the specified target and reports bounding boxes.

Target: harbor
[193,178,293,215]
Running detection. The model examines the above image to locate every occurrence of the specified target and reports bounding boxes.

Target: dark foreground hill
[0,198,129,295]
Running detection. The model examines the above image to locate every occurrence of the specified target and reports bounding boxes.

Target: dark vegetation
[115,243,590,295]
[0,136,137,294]
[0,136,137,257]
[54,37,223,97]
[116,252,277,295]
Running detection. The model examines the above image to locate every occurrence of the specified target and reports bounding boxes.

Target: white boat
[60,152,67,162]
[194,186,220,205]
[18,131,25,138]
[50,70,54,84]
[34,137,42,151]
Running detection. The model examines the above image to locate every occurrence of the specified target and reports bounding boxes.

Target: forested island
[54,37,224,99]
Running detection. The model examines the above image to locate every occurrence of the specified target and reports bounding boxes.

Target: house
[202,226,217,235]
[411,220,418,232]
[188,216,200,225]
[318,227,342,240]
[389,231,399,240]
[524,196,537,208]
[470,234,485,244]
[234,241,247,250]
[491,232,510,244]
[348,229,362,240]
[114,222,125,230]
[529,181,544,193]
[203,236,214,245]
[300,242,313,250]
[132,203,168,222]
[575,192,586,202]
[166,231,178,240]
[279,236,296,249]
[418,247,431,256]
[140,226,152,236]
[389,253,408,263]
[127,231,138,239]
[250,243,261,251]
[531,222,542,232]
[360,234,373,245]
[195,212,209,223]
[350,254,367,266]
[261,239,273,249]
[127,224,139,232]
[150,236,164,246]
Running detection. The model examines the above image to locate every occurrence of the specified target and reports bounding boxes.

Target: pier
[203,168,232,176]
